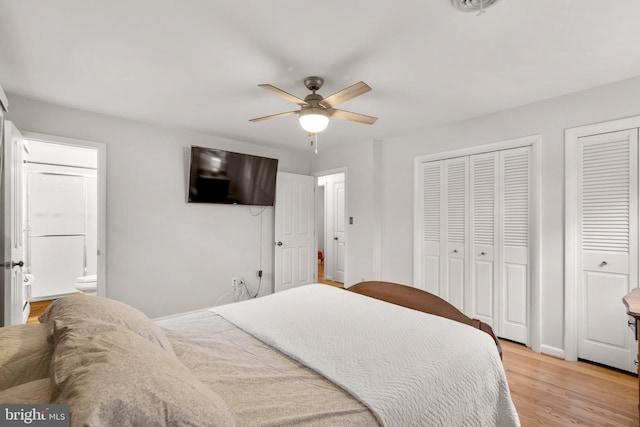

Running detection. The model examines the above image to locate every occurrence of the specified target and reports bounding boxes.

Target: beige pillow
[0,378,52,404]
[39,295,174,354]
[51,319,237,426]
[0,323,51,391]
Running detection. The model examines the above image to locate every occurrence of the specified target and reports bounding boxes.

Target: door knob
[480,252,486,256]
[600,261,608,267]
[11,261,24,268]
[453,249,458,253]
[276,241,283,246]
[334,237,338,241]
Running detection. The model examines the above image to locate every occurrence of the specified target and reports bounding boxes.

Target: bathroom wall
[25,140,98,299]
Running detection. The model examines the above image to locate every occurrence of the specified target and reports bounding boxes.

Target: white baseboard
[540,344,565,359]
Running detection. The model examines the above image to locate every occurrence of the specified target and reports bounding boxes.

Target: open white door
[332,180,346,283]
[274,172,315,292]
[2,121,27,325]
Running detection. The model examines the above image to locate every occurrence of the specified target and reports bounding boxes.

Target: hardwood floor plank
[502,340,639,426]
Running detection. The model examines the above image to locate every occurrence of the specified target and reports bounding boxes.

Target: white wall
[315,75,640,354]
[6,95,311,318]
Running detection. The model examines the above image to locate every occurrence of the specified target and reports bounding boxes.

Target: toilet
[75,275,97,294]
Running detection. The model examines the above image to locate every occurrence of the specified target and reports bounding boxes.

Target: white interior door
[274,172,315,292]
[577,129,638,372]
[2,121,27,325]
[332,180,346,283]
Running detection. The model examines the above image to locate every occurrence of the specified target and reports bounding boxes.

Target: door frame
[413,135,541,352]
[21,131,107,298]
[314,168,348,284]
[564,115,640,363]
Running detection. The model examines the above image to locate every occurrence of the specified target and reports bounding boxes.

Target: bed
[0,281,520,426]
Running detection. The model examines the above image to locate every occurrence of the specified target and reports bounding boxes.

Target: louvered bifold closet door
[419,161,443,295]
[469,152,497,327]
[443,157,468,311]
[578,129,638,372]
[499,147,530,343]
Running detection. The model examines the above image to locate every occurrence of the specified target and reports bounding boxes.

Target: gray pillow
[0,323,51,391]
[39,295,174,354]
[50,318,237,426]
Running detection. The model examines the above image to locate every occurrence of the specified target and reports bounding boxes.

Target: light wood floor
[501,339,639,426]
[27,299,54,324]
[318,262,343,288]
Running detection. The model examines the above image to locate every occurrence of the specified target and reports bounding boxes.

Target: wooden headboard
[347,281,502,358]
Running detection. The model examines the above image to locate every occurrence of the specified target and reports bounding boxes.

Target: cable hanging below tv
[188,146,278,206]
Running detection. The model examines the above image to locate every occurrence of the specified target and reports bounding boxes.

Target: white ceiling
[2,0,640,151]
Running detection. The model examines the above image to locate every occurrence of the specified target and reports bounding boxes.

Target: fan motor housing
[304,76,324,92]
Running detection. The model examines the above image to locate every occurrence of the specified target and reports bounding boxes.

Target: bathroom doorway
[22,135,104,303]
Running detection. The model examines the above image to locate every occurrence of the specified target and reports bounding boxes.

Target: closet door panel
[499,147,530,343]
[473,258,493,320]
[420,161,442,295]
[444,158,468,310]
[577,129,638,372]
[470,153,497,326]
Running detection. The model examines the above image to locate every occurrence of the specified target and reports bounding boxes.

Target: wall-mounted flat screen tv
[188,146,278,206]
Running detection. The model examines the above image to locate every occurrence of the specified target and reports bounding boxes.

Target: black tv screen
[188,146,278,206]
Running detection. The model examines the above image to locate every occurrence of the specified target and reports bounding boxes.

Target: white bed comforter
[211,284,520,427]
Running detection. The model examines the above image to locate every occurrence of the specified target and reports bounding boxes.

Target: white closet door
[443,157,468,311]
[469,152,497,327]
[419,161,442,295]
[499,147,530,343]
[577,129,638,372]
[416,143,532,343]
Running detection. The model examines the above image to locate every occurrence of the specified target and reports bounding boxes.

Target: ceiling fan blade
[329,109,378,125]
[249,110,299,123]
[320,81,372,108]
[259,84,308,106]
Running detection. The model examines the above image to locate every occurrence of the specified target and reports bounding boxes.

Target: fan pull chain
[309,132,319,154]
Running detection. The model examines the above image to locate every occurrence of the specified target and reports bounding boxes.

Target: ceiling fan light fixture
[299,107,329,133]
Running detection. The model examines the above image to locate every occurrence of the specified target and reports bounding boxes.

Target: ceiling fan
[249,76,377,134]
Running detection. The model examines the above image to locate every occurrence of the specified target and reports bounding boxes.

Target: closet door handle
[600,261,608,267]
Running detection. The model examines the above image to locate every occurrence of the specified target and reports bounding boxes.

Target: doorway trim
[314,167,348,285]
[564,115,640,362]
[21,131,107,297]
